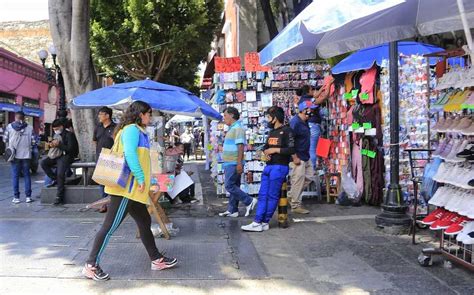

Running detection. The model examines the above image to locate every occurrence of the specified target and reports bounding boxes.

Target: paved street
[0,160,473,294]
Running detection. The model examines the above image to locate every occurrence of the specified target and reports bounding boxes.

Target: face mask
[54,129,63,135]
[266,117,275,129]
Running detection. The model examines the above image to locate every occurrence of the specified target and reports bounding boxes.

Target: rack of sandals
[417,49,474,271]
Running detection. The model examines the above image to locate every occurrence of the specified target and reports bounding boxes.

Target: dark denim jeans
[224,164,252,213]
[11,158,32,199]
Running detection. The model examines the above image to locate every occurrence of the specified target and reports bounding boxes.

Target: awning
[22,107,44,117]
[0,103,21,112]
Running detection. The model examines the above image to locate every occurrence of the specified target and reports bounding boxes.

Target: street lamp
[38,44,68,121]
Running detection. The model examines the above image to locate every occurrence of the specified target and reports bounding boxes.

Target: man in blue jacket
[288,101,317,214]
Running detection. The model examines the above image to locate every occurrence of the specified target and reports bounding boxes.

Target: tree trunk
[49,0,98,161]
[260,0,279,39]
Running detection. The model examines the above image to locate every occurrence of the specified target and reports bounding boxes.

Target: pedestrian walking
[40,119,79,205]
[4,111,34,203]
[93,106,116,213]
[218,107,257,217]
[241,106,295,232]
[180,128,194,161]
[288,101,317,214]
[83,101,177,282]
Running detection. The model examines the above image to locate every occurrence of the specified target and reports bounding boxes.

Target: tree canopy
[90,0,223,91]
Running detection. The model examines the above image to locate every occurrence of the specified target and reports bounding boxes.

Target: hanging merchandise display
[209,69,273,197]
[271,62,331,122]
[414,49,474,271]
[380,55,434,210]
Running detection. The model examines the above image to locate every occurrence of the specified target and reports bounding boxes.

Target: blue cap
[298,100,316,112]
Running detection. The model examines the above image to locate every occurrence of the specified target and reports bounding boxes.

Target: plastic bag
[341,166,359,201]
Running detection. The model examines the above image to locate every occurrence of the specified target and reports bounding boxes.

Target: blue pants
[11,159,31,199]
[309,123,321,170]
[224,164,252,213]
[255,164,289,224]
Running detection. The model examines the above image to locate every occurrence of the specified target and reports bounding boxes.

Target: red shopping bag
[316,137,331,158]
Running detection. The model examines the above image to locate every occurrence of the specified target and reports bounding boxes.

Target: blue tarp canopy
[331,42,444,74]
[71,79,222,121]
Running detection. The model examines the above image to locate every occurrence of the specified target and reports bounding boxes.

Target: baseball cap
[298,100,316,112]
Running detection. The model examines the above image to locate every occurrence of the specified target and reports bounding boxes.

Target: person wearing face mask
[288,101,317,214]
[40,118,79,205]
[241,106,295,232]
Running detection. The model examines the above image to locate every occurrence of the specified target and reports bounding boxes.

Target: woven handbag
[92,133,131,188]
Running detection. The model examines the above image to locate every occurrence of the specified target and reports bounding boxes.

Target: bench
[70,162,96,186]
[40,161,101,204]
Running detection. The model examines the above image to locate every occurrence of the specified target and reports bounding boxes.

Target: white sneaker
[241,221,263,232]
[457,221,474,243]
[25,197,33,203]
[245,198,258,217]
[262,223,269,231]
[12,198,20,204]
[218,211,239,217]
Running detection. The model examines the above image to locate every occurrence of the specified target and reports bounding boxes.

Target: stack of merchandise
[420,142,474,243]
[210,70,273,197]
[420,59,474,245]
[380,55,433,207]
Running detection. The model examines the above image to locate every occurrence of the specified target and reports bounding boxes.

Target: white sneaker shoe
[241,221,263,232]
[245,198,258,217]
[262,223,269,231]
[25,197,33,203]
[219,211,239,217]
[12,198,20,204]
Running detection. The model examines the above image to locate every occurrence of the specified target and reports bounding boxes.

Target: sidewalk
[0,159,473,295]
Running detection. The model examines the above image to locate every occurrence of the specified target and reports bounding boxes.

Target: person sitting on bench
[41,119,79,205]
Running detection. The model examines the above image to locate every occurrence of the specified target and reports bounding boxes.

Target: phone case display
[327,86,350,174]
[380,55,432,201]
[210,70,273,197]
[271,62,331,122]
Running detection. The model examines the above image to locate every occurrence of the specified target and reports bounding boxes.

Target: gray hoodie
[4,122,33,159]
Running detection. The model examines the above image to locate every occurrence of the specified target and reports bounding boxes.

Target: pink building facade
[0,47,55,133]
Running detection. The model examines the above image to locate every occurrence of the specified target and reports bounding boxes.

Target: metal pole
[375,41,410,231]
[56,66,68,121]
[389,41,400,187]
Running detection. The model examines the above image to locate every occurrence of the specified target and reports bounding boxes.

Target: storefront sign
[215,57,241,73]
[244,52,271,72]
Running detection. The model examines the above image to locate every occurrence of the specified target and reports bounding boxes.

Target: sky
[0,0,49,22]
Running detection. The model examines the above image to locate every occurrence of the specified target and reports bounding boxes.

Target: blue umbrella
[331,41,444,74]
[71,79,222,120]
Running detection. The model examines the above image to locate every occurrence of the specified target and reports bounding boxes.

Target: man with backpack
[4,111,34,203]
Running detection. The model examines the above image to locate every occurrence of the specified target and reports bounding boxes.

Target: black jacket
[265,125,295,165]
[58,130,79,158]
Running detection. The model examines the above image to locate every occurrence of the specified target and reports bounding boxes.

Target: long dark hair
[114,101,152,137]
